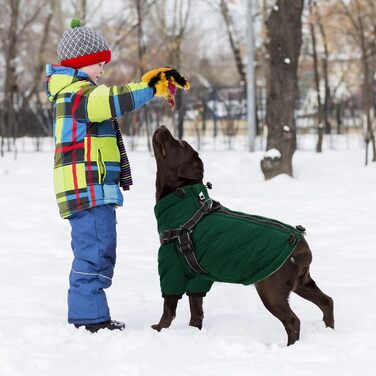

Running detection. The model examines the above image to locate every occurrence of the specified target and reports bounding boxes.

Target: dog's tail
[290,238,312,266]
[289,238,313,285]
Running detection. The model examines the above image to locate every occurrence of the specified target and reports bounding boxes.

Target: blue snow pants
[67,204,117,324]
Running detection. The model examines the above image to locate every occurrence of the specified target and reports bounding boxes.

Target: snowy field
[0,136,375,376]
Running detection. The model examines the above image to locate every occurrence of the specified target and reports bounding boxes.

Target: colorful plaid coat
[45,65,154,218]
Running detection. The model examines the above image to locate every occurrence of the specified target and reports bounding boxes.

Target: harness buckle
[161,228,173,244]
[288,234,298,246]
[200,200,211,213]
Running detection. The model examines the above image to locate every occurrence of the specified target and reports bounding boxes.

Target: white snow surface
[1,137,376,376]
[264,148,282,159]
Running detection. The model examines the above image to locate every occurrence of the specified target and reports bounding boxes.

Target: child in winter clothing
[45,19,187,332]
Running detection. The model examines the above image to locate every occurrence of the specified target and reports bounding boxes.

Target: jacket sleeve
[186,276,214,297]
[158,243,190,298]
[74,82,154,123]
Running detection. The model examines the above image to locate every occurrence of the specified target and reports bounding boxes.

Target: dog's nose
[154,125,166,134]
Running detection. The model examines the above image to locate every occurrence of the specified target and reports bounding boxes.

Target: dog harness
[154,183,306,298]
[159,188,222,274]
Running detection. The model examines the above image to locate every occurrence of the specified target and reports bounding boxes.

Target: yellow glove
[142,67,190,109]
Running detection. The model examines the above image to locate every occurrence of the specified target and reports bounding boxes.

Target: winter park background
[2,0,376,375]
[1,135,376,375]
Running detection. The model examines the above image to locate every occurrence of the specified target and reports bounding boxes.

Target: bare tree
[21,0,55,111]
[317,6,332,136]
[220,90,241,150]
[70,0,87,23]
[134,0,157,151]
[219,0,247,87]
[153,0,191,139]
[0,0,57,156]
[308,0,325,152]
[260,0,305,179]
[1,0,20,157]
[339,0,376,164]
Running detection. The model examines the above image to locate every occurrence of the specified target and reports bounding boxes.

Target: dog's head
[152,125,204,201]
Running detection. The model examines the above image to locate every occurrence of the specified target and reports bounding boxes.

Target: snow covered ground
[0,136,375,376]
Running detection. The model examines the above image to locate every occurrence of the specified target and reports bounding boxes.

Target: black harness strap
[160,197,222,275]
[178,232,207,274]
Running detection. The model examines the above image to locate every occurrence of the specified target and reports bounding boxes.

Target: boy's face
[80,62,105,84]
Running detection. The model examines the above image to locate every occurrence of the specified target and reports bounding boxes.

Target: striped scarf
[112,118,133,190]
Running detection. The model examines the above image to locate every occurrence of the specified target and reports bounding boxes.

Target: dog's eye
[179,141,185,148]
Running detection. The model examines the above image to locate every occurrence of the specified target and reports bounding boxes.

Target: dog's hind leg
[294,269,334,329]
[255,264,301,346]
[152,296,180,332]
[188,296,204,329]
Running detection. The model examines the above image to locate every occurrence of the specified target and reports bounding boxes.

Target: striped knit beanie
[57,18,111,69]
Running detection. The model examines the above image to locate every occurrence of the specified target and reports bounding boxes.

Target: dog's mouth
[153,138,166,159]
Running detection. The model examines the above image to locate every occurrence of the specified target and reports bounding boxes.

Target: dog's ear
[177,156,204,180]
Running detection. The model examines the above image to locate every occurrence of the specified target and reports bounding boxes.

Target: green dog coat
[154,183,305,298]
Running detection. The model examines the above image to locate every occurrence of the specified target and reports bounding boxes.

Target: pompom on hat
[57,18,111,69]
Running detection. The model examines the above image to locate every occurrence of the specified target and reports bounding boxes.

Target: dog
[151,125,334,346]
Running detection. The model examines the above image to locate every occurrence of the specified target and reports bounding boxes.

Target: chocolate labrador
[151,125,334,346]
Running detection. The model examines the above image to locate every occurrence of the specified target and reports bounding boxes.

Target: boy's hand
[142,67,190,109]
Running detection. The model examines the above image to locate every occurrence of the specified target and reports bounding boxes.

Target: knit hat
[57,18,111,69]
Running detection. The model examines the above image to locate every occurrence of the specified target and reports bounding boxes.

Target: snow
[1,136,376,375]
[264,148,281,159]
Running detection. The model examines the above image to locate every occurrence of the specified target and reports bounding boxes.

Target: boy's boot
[75,320,125,333]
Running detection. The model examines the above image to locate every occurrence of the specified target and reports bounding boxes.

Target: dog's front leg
[188,296,204,329]
[152,296,179,332]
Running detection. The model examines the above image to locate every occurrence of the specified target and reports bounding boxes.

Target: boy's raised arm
[74,82,154,123]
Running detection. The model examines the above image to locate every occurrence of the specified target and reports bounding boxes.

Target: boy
[45,19,188,332]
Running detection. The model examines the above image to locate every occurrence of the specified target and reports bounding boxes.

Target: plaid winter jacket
[45,65,154,218]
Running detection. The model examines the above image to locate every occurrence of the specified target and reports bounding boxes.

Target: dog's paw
[151,324,163,332]
[189,320,203,330]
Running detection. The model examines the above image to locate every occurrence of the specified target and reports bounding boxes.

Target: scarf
[112,118,133,191]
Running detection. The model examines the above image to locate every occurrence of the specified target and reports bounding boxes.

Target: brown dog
[151,125,334,346]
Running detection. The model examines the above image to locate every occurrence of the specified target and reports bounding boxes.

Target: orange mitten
[142,67,190,109]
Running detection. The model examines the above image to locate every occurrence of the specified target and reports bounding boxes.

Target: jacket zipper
[217,208,294,234]
[97,148,106,184]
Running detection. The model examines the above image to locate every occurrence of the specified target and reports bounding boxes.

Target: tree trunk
[172,35,186,140]
[358,14,376,164]
[154,0,190,139]
[339,0,376,163]
[336,102,343,135]
[220,0,247,86]
[308,0,324,153]
[318,20,332,135]
[261,0,304,179]
[72,0,87,24]
[1,0,20,157]
[135,0,152,152]
[21,0,54,111]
